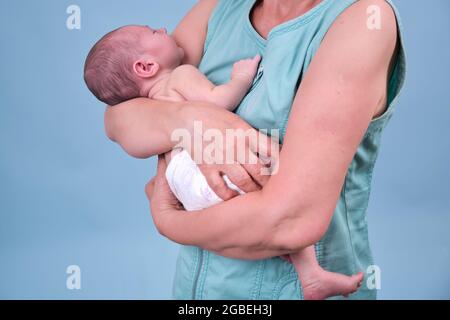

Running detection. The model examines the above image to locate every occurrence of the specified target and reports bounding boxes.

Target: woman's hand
[145,155,183,233]
[175,102,280,200]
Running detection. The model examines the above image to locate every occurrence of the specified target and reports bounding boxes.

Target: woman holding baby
[104,0,406,299]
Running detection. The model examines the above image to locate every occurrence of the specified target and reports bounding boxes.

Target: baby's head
[84,25,184,106]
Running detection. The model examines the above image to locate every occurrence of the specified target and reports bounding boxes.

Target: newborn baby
[84,25,363,299]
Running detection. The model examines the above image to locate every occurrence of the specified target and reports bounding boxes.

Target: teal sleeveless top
[172,0,406,299]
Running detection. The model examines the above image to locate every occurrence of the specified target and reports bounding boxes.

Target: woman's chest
[199,26,318,141]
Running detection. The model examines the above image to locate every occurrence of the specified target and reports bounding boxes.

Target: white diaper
[165,150,244,211]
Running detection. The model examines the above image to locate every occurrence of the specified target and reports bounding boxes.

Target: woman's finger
[146,155,168,202]
[145,176,156,199]
[241,157,270,187]
[200,166,239,201]
[149,155,183,210]
[223,163,260,193]
[156,154,168,176]
[279,255,292,264]
[249,131,281,175]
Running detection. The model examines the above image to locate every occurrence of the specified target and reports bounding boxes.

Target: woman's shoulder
[326,0,398,48]
[334,0,397,29]
[172,0,219,66]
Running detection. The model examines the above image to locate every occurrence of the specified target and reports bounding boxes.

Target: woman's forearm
[104,98,237,159]
[153,187,323,260]
[104,97,254,159]
[104,98,188,158]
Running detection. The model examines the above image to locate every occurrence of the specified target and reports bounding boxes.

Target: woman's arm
[148,0,399,259]
[172,0,217,66]
[104,98,185,158]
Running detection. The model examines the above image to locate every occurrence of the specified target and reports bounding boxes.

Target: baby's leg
[290,246,363,300]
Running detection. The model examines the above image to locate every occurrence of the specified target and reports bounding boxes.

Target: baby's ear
[133,59,159,78]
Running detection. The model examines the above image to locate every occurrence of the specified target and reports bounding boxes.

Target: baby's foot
[301,270,364,300]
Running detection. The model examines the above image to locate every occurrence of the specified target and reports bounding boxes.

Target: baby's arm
[169,55,261,111]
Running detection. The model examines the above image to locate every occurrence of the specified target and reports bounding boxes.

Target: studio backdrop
[0,0,449,299]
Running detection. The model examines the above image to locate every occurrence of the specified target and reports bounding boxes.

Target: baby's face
[136,25,184,68]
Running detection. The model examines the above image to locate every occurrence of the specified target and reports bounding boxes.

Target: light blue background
[0,0,449,299]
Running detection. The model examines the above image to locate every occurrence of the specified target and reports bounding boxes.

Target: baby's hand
[231,55,261,84]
